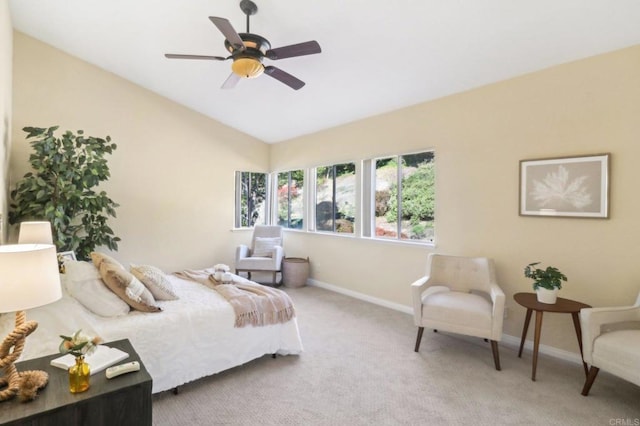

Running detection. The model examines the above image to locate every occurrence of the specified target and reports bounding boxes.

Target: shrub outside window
[315,163,356,234]
[235,171,268,228]
[374,151,434,242]
[277,170,304,229]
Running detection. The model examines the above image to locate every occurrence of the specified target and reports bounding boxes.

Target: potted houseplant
[524,262,567,304]
[9,126,120,261]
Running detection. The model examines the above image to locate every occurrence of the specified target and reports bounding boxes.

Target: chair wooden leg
[490,340,501,371]
[581,366,600,396]
[414,327,424,352]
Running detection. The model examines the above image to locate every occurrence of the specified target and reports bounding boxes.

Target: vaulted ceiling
[9,1,640,143]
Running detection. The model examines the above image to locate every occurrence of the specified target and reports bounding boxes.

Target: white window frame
[363,150,435,245]
[234,171,271,228]
[310,162,358,235]
[273,169,307,231]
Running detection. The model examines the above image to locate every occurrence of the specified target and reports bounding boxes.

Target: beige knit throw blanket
[175,268,295,328]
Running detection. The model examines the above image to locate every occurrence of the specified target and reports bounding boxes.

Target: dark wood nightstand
[0,338,152,426]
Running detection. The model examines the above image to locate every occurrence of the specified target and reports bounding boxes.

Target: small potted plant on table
[524,262,567,304]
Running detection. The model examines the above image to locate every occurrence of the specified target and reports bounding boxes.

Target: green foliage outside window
[277,170,304,229]
[386,162,435,223]
[375,151,435,241]
[237,171,267,227]
[316,163,355,233]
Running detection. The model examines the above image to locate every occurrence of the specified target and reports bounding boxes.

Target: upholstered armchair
[579,292,640,396]
[235,225,284,286]
[411,254,505,370]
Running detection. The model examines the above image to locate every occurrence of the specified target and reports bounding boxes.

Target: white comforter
[0,274,303,393]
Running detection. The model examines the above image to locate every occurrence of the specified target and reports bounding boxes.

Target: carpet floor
[152,285,640,425]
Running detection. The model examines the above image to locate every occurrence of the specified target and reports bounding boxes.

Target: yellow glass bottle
[68,356,90,393]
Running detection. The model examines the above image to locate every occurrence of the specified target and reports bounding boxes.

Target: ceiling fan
[164,0,321,90]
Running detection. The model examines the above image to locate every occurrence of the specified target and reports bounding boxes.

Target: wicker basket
[282,257,310,288]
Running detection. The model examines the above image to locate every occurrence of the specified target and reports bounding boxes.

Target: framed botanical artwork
[58,251,77,262]
[519,153,610,218]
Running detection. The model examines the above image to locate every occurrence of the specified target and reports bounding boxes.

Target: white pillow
[64,260,101,281]
[65,277,130,317]
[63,260,130,317]
[130,264,178,301]
[252,237,281,257]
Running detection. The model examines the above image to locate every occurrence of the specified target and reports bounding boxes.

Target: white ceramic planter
[536,287,559,304]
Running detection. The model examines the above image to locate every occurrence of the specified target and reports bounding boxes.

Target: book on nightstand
[50,344,129,375]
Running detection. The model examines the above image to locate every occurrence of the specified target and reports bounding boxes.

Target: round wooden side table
[513,292,591,381]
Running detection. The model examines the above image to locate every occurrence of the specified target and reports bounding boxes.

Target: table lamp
[18,221,54,245]
[0,244,62,402]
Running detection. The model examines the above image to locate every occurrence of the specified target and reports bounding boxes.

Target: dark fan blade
[264,66,305,90]
[165,54,228,61]
[221,73,241,89]
[209,17,245,51]
[266,41,321,60]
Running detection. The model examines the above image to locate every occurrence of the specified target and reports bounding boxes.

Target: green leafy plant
[524,262,567,290]
[9,126,120,261]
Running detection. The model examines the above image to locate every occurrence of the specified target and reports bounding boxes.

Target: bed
[0,265,303,394]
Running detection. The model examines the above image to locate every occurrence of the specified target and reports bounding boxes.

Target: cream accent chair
[411,254,505,370]
[579,292,640,396]
[235,225,284,286]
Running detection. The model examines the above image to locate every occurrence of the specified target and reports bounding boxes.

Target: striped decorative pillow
[130,264,178,301]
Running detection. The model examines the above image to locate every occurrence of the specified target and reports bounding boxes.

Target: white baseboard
[307,279,583,365]
[308,279,414,314]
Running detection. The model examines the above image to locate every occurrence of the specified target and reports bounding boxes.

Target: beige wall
[0,4,11,243]
[11,32,268,271]
[271,45,640,353]
[11,28,640,354]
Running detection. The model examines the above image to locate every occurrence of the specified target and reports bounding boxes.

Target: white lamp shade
[18,221,54,244]
[0,244,62,313]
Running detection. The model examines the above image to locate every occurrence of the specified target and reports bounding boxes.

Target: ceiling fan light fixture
[232,57,264,78]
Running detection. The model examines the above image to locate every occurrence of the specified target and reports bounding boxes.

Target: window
[277,170,304,229]
[235,171,268,228]
[372,151,434,242]
[315,163,356,234]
